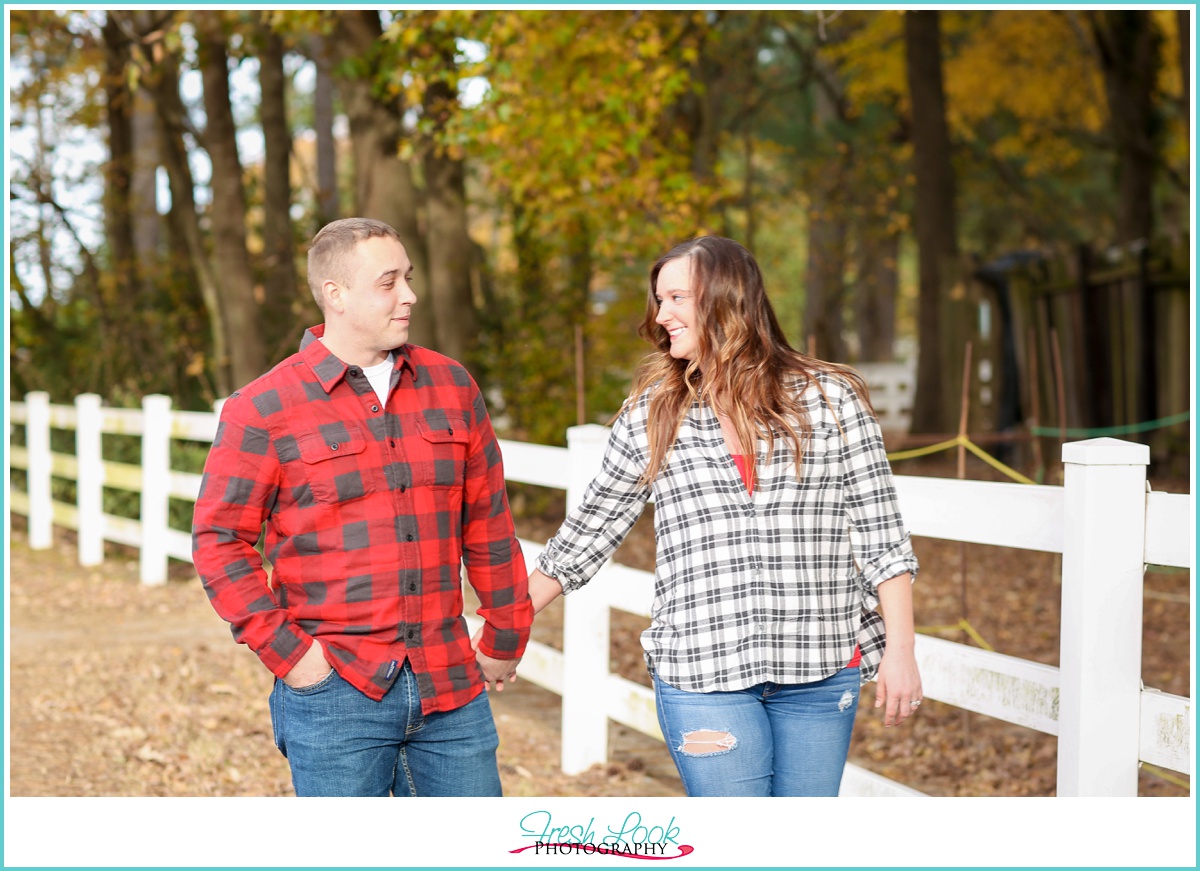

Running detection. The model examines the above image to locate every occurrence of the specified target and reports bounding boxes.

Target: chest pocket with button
[799,421,842,488]
[296,426,380,503]
[414,416,470,487]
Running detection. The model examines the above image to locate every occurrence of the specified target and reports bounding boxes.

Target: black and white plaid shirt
[538,371,918,691]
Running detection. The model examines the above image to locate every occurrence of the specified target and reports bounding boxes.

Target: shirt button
[348,368,360,377]
[330,443,339,450]
[371,405,380,412]
[408,583,417,592]
[406,534,414,542]
[406,629,414,639]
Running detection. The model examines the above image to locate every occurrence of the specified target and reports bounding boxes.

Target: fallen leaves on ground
[8,456,1190,799]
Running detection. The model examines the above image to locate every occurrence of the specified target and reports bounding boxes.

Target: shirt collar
[298,324,413,394]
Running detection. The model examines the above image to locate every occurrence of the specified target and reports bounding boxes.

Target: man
[192,217,532,797]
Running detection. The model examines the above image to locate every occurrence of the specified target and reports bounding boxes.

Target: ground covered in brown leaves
[6,525,677,798]
[7,455,1191,797]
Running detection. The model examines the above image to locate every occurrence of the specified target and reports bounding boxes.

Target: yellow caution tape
[886,438,962,462]
[887,435,1036,486]
[957,619,996,652]
[916,618,995,652]
[1140,762,1191,791]
[958,438,1037,486]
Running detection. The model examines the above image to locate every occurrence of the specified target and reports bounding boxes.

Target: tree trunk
[743,128,756,252]
[1089,11,1163,431]
[509,204,559,442]
[422,78,478,367]
[803,56,849,363]
[97,16,144,392]
[905,10,962,434]
[309,34,339,226]
[688,47,722,185]
[333,10,434,348]
[1089,10,1162,245]
[139,30,231,397]
[101,15,137,303]
[196,11,268,391]
[660,14,722,202]
[424,148,477,365]
[804,205,848,362]
[130,88,162,275]
[1178,10,1190,136]
[856,226,899,362]
[257,21,301,363]
[566,214,593,422]
[34,111,55,315]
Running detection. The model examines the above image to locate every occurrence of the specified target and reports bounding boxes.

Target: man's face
[336,236,416,363]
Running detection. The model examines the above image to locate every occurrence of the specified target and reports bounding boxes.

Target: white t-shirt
[362,353,394,406]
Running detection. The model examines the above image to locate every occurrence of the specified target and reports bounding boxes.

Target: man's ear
[322,279,343,314]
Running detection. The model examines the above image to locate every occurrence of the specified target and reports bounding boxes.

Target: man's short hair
[306,218,403,312]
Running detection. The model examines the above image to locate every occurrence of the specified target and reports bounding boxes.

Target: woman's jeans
[653,666,860,797]
[269,661,502,796]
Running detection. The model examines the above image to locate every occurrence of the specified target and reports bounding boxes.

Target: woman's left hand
[873,572,921,726]
[874,647,923,727]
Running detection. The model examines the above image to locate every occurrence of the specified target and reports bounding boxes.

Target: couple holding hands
[192,218,920,798]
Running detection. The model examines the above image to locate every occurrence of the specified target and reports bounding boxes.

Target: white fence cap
[1061,437,1150,466]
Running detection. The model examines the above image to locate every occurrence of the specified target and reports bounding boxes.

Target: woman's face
[654,257,698,361]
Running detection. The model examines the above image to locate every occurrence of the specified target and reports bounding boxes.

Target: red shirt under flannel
[192,325,532,713]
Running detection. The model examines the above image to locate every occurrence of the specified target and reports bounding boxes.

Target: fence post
[75,394,104,566]
[25,391,53,550]
[139,394,172,586]
[1057,437,1149,796]
[559,424,612,774]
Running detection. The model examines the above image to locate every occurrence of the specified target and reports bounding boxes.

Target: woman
[527,236,921,797]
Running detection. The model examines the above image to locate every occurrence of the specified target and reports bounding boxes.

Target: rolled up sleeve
[839,386,919,593]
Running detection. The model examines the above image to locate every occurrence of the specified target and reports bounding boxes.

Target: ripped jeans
[653,666,860,797]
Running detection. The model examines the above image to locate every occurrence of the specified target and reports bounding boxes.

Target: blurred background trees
[8,9,1190,446]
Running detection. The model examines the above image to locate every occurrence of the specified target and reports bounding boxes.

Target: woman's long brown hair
[625,236,873,489]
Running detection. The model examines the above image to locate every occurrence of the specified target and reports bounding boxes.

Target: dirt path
[8,516,1189,798]
[6,529,681,797]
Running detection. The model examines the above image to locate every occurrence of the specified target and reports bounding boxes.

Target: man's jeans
[269,660,502,796]
[653,666,860,797]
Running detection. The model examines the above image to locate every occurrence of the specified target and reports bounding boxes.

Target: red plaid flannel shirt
[192,326,532,713]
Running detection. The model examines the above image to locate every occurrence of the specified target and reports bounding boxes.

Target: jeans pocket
[269,679,287,756]
[284,668,337,695]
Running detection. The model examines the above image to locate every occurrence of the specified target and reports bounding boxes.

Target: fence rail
[856,361,914,432]
[7,391,1192,796]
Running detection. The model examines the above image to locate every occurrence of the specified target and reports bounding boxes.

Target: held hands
[469,570,561,692]
[471,625,520,692]
[873,645,923,727]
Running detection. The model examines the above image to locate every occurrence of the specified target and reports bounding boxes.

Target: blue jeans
[653,666,860,797]
[269,661,502,796]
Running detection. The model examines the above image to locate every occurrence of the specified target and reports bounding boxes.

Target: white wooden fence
[8,391,1192,796]
[856,361,914,433]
